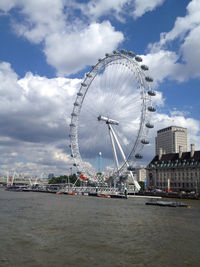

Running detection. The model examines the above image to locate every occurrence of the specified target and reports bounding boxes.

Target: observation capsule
[147,90,156,96]
[145,122,154,128]
[141,139,150,145]
[145,76,153,82]
[105,53,110,57]
[113,50,119,54]
[77,92,83,96]
[73,163,79,167]
[81,82,87,87]
[70,123,76,127]
[141,65,149,71]
[128,51,135,57]
[120,49,127,55]
[135,56,143,62]
[148,106,156,112]
[71,113,77,116]
[86,73,92,78]
[135,154,143,159]
[69,134,75,138]
[98,58,102,62]
[74,102,79,106]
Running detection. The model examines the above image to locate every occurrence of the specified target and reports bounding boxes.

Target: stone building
[146,144,200,193]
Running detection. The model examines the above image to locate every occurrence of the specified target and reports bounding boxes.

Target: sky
[0,0,200,177]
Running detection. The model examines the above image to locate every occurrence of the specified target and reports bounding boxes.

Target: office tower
[155,126,187,155]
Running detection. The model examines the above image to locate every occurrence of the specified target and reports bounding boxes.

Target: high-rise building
[155,126,187,155]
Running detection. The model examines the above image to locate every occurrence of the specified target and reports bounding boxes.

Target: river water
[0,189,199,267]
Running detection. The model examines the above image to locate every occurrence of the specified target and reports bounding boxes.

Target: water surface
[0,190,199,267]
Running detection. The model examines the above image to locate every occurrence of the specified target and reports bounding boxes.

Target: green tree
[48,174,80,186]
[139,181,145,191]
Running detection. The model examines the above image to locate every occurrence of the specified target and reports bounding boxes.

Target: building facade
[135,167,146,182]
[147,144,200,193]
[155,126,188,155]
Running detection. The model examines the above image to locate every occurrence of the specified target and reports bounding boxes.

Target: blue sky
[0,0,200,176]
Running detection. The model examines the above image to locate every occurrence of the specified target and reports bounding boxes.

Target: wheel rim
[69,51,155,182]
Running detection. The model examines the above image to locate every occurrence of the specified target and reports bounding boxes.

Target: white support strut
[109,124,128,167]
[108,124,119,171]
[100,116,141,192]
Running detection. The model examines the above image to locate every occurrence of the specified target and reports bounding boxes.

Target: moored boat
[145,200,188,207]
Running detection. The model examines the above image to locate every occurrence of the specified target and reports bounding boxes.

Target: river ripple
[0,190,200,267]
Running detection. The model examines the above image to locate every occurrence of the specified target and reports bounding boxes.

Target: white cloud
[158,0,200,46]
[44,21,124,76]
[0,60,200,174]
[0,144,73,176]
[0,61,79,175]
[0,0,17,12]
[79,0,165,21]
[133,0,165,19]
[0,0,124,76]
[0,0,168,76]
[179,25,200,80]
[142,50,180,83]
[13,0,65,44]
[11,152,18,157]
[86,0,128,20]
[146,0,200,82]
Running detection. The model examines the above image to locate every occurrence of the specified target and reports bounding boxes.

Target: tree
[48,174,80,186]
[139,181,145,191]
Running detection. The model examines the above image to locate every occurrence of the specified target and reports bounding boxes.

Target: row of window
[156,182,196,188]
[157,173,199,179]
[157,176,198,182]
[151,162,200,168]
[158,168,199,172]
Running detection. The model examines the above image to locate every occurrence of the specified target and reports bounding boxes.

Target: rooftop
[148,151,200,169]
[157,125,187,134]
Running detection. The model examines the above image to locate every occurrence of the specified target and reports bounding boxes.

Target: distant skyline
[0,0,200,175]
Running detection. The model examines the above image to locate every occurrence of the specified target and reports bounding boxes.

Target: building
[135,167,146,182]
[155,126,188,155]
[48,173,55,179]
[146,144,200,193]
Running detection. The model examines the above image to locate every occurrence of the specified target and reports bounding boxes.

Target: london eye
[69,49,156,190]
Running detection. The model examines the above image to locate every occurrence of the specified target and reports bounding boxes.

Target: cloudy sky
[0,0,200,176]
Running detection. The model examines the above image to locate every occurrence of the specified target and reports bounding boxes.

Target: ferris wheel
[69,49,156,185]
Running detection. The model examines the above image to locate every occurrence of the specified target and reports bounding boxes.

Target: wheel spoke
[69,51,156,186]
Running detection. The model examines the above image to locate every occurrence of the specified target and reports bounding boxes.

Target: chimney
[158,147,163,160]
[179,146,183,159]
[190,144,195,157]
